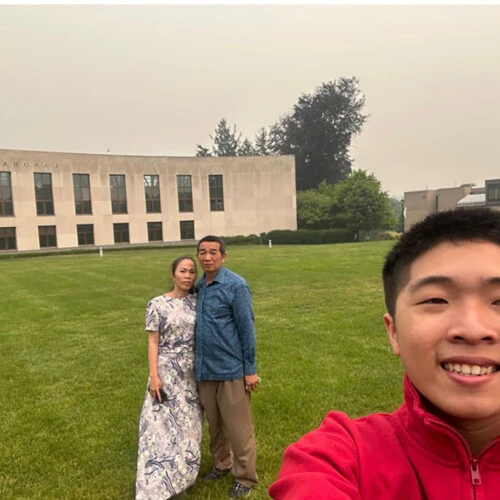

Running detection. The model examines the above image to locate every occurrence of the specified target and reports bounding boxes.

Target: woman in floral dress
[136,256,203,499]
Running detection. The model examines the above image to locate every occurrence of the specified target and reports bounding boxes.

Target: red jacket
[269,376,500,499]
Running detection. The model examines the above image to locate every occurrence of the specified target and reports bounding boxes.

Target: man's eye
[420,298,447,304]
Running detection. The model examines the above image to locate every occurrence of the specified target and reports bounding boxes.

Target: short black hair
[382,207,500,317]
[196,235,226,255]
[171,255,197,275]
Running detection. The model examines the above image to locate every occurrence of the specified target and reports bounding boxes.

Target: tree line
[195,77,402,236]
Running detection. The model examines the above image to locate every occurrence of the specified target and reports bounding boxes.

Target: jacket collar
[399,374,500,465]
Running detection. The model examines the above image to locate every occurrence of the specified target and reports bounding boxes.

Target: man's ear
[383,313,400,356]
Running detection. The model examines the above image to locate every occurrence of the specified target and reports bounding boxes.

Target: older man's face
[197,241,226,275]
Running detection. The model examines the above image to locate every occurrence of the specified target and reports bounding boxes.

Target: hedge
[220,234,262,246]
[260,228,357,245]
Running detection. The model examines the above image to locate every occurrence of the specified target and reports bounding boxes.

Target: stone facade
[0,149,296,252]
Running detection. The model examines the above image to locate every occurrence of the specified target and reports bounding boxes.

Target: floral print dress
[136,293,203,499]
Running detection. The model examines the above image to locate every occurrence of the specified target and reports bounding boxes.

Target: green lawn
[0,242,404,499]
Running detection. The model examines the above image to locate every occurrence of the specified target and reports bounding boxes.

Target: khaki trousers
[198,379,258,488]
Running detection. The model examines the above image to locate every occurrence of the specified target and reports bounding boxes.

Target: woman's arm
[147,331,163,402]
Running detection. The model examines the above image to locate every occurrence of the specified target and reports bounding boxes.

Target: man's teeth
[443,363,497,376]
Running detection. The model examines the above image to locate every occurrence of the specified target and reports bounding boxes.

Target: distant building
[0,149,297,252]
[456,192,486,208]
[404,180,500,230]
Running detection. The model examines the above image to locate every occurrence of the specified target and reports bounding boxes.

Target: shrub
[377,230,401,240]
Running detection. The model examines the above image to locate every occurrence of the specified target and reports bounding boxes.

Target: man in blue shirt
[195,235,259,498]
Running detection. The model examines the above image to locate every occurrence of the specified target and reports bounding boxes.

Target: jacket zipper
[470,459,481,485]
[426,417,500,497]
[467,439,500,500]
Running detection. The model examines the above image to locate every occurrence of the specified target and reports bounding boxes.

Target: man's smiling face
[384,241,500,425]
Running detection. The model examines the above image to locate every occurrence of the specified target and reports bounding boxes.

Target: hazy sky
[1,4,500,197]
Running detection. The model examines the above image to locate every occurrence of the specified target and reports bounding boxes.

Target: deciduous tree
[270,77,367,190]
[333,169,396,239]
[297,181,336,229]
[389,197,404,232]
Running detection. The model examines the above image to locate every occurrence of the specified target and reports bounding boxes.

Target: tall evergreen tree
[238,138,255,156]
[210,118,242,157]
[195,145,212,157]
[254,127,271,156]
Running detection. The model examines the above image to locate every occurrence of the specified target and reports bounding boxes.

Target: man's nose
[447,303,499,344]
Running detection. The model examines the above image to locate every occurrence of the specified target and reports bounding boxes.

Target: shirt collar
[200,266,227,286]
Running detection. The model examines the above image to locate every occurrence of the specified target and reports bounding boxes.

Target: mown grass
[0,242,404,499]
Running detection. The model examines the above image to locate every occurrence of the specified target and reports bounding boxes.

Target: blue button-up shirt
[195,266,257,381]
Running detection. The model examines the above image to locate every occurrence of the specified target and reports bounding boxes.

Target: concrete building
[404,180,500,230]
[0,149,297,252]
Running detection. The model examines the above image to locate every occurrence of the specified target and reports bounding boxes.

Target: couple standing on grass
[135,235,260,500]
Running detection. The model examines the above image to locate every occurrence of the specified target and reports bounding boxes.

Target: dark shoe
[203,467,231,482]
[228,482,252,498]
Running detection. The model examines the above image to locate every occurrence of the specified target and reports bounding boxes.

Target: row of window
[487,184,500,203]
[0,221,195,251]
[0,172,225,217]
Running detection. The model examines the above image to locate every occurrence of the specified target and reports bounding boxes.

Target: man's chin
[423,394,499,423]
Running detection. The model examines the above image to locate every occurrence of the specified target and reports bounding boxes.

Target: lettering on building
[2,160,59,170]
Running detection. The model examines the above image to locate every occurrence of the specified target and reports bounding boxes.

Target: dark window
[177,175,193,212]
[144,175,161,213]
[209,174,225,211]
[0,227,16,250]
[487,184,500,203]
[148,222,163,242]
[113,223,129,243]
[180,220,195,240]
[34,173,54,215]
[38,225,57,248]
[0,172,14,216]
[73,174,92,214]
[110,175,127,213]
[77,224,94,246]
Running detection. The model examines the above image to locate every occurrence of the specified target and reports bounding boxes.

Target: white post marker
[99,246,103,257]
[268,239,272,248]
